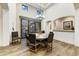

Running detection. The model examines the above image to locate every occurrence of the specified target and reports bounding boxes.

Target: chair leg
[29,45,37,53]
[47,44,49,52]
[35,46,36,52]
[50,43,52,50]
[34,46,38,53]
[47,43,52,52]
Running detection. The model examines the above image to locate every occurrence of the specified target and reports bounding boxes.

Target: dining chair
[47,32,54,51]
[29,34,40,52]
[38,38,48,48]
[25,34,29,46]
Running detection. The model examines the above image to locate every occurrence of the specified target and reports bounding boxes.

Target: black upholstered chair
[42,31,45,33]
[47,32,54,51]
[29,34,40,52]
[25,34,29,46]
[39,32,54,48]
[12,32,21,44]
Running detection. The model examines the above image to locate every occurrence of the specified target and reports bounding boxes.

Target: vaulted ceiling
[27,3,53,10]
[28,3,78,10]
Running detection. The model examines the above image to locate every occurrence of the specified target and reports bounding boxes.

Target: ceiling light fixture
[36,9,45,20]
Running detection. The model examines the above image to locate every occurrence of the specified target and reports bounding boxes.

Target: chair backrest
[47,32,54,43]
[29,34,36,44]
[42,31,45,33]
[12,32,18,38]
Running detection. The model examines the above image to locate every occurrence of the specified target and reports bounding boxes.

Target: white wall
[54,32,74,44]
[0,5,3,46]
[2,9,9,46]
[42,3,75,44]
[45,3,75,21]
[0,4,10,46]
[8,3,16,31]
[8,4,16,43]
[75,9,79,47]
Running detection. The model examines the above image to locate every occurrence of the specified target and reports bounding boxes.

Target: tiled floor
[0,39,79,56]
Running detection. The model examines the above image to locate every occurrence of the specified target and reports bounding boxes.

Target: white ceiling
[27,3,53,10]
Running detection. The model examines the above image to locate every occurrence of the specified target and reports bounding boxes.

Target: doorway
[20,16,41,48]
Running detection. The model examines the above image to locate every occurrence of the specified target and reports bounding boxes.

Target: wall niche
[53,16,75,32]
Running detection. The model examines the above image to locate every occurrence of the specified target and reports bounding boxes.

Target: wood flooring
[0,39,79,56]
